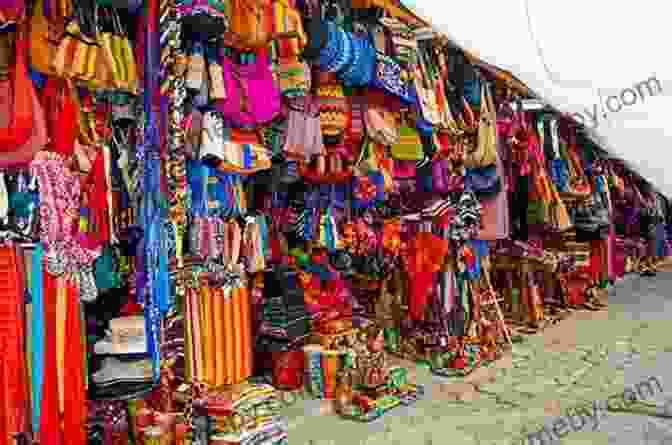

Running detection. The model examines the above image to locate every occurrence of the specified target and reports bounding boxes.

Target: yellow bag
[465,83,498,168]
[390,113,424,161]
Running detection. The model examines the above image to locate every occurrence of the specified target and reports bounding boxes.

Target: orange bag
[0,33,34,151]
[29,0,64,75]
[226,0,273,49]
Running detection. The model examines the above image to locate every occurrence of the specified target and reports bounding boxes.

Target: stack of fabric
[257,267,311,351]
[206,382,288,445]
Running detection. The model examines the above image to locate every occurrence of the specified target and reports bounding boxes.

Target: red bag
[42,78,79,157]
[0,65,47,167]
[0,34,34,151]
[271,351,304,390]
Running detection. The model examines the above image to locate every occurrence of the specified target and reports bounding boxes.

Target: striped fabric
[379,17,418,68]
[390,125,423,161]
[273,58,310,98]
[187,285,253,386]
[220,128,272,173]
[346,92,365,146]
[317,84,347,140]
[0,246,29,443]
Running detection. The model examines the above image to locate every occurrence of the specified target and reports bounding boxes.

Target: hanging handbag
[547,178,573,232]
[216,47,281,127]
[226,0,272,50]
[42,78,79,157]
[29,0,64,75]
[0,32,10,79]
[0,32,34,151]
[317,79,347,145]
[115,10,137,93]
[390,111,423,161]
[413,37,441,125]
[207,44,226,100]
[200,111,272,175]
[372,51,411,103]
[0,63,47,166]
[464,82,497,168]
[465,165,501,198]
[364,101,399,146]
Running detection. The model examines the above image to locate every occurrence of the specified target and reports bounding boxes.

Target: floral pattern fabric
[30,151,101,301]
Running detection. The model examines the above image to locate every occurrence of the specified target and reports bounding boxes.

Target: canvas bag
[464,82,497,168]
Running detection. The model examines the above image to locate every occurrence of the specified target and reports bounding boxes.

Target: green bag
[527,200,547,225]
[94,247,120,291]
[390,115,424,161]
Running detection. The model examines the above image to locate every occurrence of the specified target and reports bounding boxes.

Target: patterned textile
[30,151,101,300]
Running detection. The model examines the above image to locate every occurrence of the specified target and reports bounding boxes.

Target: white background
[404,0,672,196]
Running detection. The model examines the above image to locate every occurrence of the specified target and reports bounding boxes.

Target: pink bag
[393,160,416,178]
[216,47,281,128]
[0,78,48,167]
[478,150,509,240]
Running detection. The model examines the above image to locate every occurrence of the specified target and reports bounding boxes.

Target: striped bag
[390,115,423,161]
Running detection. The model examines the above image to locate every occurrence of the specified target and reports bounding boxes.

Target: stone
[464,367,497,387]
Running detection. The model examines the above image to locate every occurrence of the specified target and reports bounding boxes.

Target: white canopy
[403,0,671,195]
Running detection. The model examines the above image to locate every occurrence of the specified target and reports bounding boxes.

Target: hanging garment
[405,232,449,321]
[41,79,78,158]
[31,244,45,435]
[282,96,326,161]
[31,151,100,300]
[61,276,87,445]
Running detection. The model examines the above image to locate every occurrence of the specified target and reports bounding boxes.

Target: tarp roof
[400,0,671,196]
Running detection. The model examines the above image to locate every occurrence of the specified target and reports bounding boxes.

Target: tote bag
[464,83,497,168]
[0,65,47,167]
[478,150,509,240]
[390,113,423,161]
[216,47,281,127]
[0,35,34,151]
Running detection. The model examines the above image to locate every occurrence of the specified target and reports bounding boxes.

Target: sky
[401,0,672,196]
